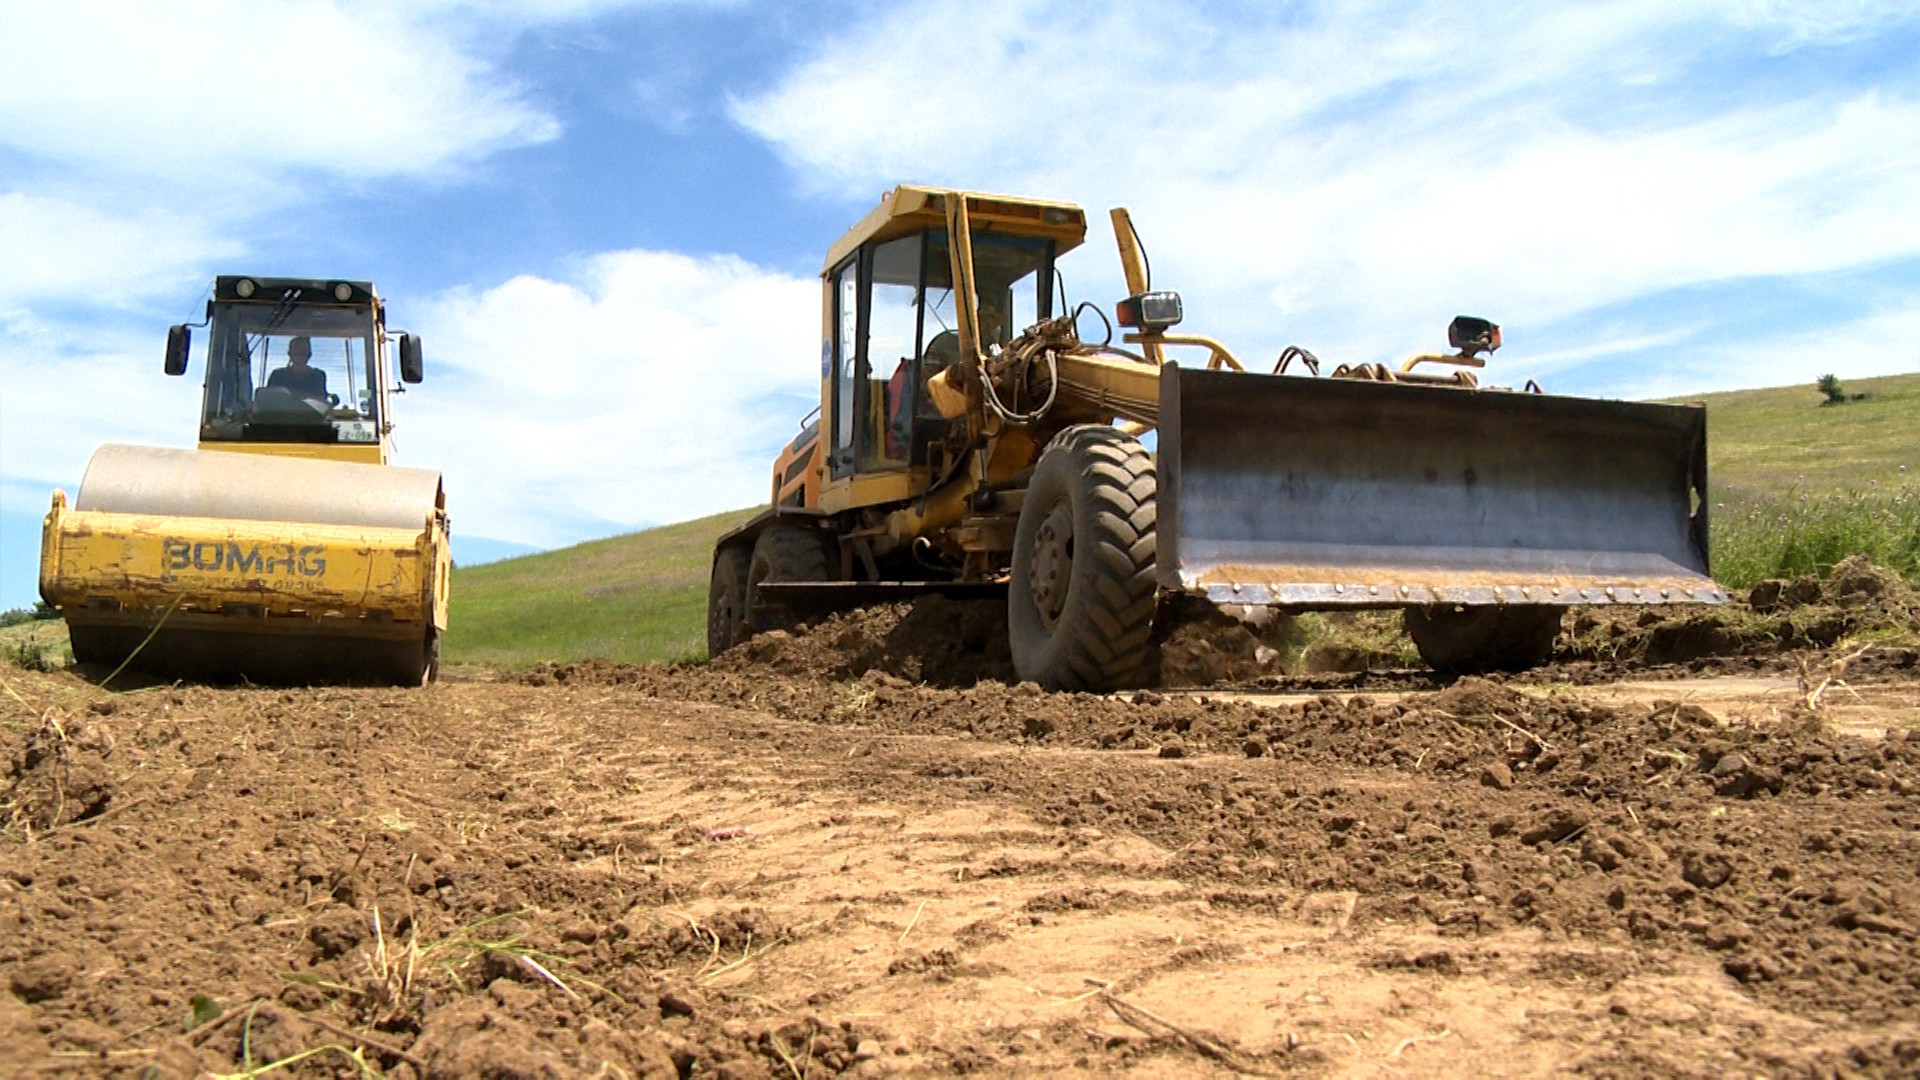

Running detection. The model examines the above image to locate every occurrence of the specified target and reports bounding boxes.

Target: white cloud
[0,193,242,304]
[1617,300,1920,401]
[406,250,819,547]
[0,1,559,183]
[732,0,1920,390]
[0,0,763,593]
[0,245,818,561]
[0,327,205,499]
[0,0,582,422]
[1731,0,1920,48]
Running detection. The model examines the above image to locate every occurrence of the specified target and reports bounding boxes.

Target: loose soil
[3,560,1918,1077]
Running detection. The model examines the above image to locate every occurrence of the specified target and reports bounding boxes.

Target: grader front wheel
[1008,426,1158,691]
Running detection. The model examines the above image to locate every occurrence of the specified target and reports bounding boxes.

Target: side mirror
[164,325,191,376]
[398,334,424,384]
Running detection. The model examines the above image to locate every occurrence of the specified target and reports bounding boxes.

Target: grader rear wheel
[706,545,752,658]
[1404,604,1564,674]
[1008,426,1158,691]
[747,525,833,635]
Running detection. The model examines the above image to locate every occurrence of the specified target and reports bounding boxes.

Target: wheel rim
[1028,501,1074,631]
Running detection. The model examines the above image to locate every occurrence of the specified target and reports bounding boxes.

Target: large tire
[1404,605,1564,675]
[747,525,833,635]
[1009,426,1158,691]
[707,544,751,658]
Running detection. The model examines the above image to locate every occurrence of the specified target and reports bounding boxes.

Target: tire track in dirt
[2,604,1918,1077]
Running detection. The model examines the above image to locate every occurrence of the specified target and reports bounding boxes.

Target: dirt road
[2,590,1918,1076]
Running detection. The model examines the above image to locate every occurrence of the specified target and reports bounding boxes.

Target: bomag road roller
[39,276,450,685]
[709,187,1726,689]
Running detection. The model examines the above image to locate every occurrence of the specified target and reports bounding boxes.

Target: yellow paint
[199,440,386,465]
[41,497,447,631]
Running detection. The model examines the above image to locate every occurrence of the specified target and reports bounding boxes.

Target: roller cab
[39,277,448,686]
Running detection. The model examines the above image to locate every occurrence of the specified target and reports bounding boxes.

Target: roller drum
[45,444,448,686]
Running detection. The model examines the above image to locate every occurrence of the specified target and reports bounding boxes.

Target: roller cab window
[200,302,382,445]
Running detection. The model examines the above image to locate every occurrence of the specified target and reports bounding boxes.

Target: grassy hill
[1681,373,1919,587]
[447,507,759,668]
[1685,372,1920,495]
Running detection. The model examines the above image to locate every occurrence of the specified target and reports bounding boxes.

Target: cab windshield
[200,302,381,445]
[838,230,1053,473]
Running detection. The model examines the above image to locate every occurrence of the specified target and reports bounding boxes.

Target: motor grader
[709,187,1725,689]
[39,276,450,685]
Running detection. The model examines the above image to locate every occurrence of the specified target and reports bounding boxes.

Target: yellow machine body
[38,276,448,685]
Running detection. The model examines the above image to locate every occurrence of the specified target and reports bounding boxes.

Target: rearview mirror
[164,325,191,375]
[398,334,424,384]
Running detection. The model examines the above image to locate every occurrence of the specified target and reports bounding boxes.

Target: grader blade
[1156,365,1727,610]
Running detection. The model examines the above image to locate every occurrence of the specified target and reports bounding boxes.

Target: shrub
[5,635,59,673]
[0,602,58,630]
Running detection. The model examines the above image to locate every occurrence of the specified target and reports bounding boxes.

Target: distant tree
[1816,373,1847,405]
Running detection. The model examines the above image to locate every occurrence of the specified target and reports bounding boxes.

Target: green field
[1687,371,1920,494]
[1690,372,1920,588]
[447,507,759,668]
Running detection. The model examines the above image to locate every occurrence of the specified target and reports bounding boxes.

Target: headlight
[1115,291,1183,332]
[333,282,353,301]
[234,278,256,298]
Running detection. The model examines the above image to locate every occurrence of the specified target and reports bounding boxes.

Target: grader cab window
[200,303,381,445]
[922,232,1050,351]
[830,229,1055,478]
[867,235,923,468]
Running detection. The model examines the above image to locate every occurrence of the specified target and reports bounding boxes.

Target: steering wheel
[251,386,330,420]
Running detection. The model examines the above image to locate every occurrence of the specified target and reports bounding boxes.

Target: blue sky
[3,0,1918,610]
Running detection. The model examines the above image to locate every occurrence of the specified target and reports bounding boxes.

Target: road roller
[38,276,450,685]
